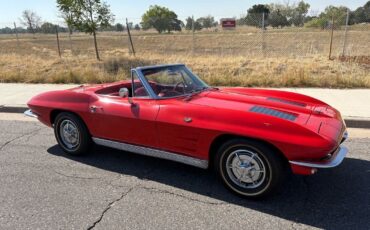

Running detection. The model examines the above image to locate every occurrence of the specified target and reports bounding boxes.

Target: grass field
[0,25,369,88]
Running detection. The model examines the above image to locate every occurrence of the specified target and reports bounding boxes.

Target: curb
[1,105,370,129]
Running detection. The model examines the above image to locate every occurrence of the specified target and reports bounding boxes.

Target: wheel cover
[59,119,80,150]
[226,149,266,189]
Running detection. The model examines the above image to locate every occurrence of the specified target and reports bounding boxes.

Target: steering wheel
[173,82,186,94]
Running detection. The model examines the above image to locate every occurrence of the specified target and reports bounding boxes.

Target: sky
[0,0,367,27]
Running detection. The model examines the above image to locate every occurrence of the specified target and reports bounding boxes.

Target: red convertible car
[25,64,348,198]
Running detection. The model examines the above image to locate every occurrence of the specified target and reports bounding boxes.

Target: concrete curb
[1,105,370,129]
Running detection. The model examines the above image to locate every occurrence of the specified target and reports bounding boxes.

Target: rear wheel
[214,139,286,198]
[54,112,91,156]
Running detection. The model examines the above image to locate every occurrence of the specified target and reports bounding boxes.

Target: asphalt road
[0,114,369,230]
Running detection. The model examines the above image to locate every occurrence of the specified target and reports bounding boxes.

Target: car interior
[95,81,188,98]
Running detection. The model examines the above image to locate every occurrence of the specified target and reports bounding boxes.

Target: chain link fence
[0,13,369,60]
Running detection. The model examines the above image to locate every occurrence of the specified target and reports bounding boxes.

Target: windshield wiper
[183,86,209,101]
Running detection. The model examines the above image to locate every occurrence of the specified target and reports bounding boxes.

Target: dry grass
[0,26,369,88]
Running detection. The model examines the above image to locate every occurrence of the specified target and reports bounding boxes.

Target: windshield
[141,65,209,98]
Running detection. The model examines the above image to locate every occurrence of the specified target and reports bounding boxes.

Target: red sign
[221,19,236,28]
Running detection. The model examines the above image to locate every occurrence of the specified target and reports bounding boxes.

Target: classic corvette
[25,64,348,198]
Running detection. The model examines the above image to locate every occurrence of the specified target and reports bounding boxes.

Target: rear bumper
[24,109,38,118]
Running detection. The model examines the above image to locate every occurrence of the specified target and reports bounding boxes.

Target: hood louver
[250,106,297,121]
[267,97,307,107]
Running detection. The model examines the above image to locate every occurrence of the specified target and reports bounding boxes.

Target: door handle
[90,105,102,113]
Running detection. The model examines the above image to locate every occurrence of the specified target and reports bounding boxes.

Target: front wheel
[54,112,91,156]
[214,139,286,198]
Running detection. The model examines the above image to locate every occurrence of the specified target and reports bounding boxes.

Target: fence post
[126,18,136,56]
[13,22,20,49]
[328,16,335,60]
[261,12,266,57]
[342,9,350,57]
[55,25,61,58]
[192,15,195,55]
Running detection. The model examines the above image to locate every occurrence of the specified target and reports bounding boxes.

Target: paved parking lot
[0,115,369,230]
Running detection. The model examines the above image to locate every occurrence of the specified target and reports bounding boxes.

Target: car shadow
[48,145,370,229]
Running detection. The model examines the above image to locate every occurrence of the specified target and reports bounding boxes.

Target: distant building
[220,18,236,29]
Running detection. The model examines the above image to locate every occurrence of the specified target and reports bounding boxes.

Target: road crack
[52,169,102,180]
[86,186,135,230]
[0,128,42,151]
[137,186,226,206]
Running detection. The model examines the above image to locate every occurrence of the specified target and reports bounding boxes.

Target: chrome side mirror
[119,87,134,105]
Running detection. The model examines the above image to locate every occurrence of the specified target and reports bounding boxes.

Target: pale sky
[0,0,367,27]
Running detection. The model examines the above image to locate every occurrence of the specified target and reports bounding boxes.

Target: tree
[185,17,202,30]
[269,10,290,28]
[197,15,217,29]
[57,0,75,34]
[350,1,370,24]
[141,5,182,33]
[20,10,41,34]
[134,24,140,31]
[289,1,310,26]
[244,4,270,28]
[115,23,124,31]
[57,0,115,60]
[40,22,56,34]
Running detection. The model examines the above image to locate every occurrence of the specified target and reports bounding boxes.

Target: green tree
[289,1,310,26]
[185,17,202,30]
[197,15,217,29]
[115,23,124,31]
[56,0,115,60]
[57,0,75,34]
[40,22,56,33]
[269,10,289,28]
[141,5,182,33]
[350,1,370,24]
[134,24,140,31]
[244,4,270,28]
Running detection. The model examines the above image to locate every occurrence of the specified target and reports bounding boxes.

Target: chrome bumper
[24,109,38,118]
[289,145,348,169]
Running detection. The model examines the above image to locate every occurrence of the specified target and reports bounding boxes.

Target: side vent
[250,106,297,121]
[267,97,306,107]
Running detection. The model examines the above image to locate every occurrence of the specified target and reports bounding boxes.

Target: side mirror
[119,88,134,104]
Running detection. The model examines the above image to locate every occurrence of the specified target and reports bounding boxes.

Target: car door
[89,78,160,149]
[155,98,213,159]
[91,97,159,148]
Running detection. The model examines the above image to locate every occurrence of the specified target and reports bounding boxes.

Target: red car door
[155,98,215,159]
[89,96,160,148]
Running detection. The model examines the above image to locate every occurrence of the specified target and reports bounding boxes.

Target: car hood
[189,88,330,125]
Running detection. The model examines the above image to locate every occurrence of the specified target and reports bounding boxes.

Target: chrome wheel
[59,119,80,150]
[226,149,266,189]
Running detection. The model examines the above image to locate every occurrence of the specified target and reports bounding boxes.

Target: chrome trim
[92,137,209,169]
[24,109,38,118]
[289,145,348,169]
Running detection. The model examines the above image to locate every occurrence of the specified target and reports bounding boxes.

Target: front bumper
[24,109,38,118]
[289,130,348,175]
[289,145,348,169]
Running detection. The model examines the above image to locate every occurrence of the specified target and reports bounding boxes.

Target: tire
[54,112,91,156]
[214,138,286,198]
